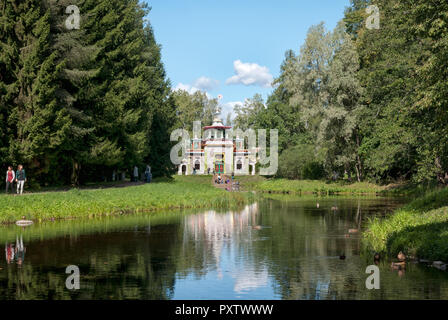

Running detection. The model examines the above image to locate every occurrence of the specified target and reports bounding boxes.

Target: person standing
[145,165,151,183]
[15,165,26,194]
[133,166,139,182]
[5,166,15,194]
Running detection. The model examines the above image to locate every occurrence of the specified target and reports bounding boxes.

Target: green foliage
[0,0,173,186]
[277,143,324,180]
[270,22,364,181]
[343,0,370,38]
[2,0,448,189]
[364,188,448,261]
[252,178,386,195]
[246,0,448,186]
[171,89,218,132]
[233,93,265,131]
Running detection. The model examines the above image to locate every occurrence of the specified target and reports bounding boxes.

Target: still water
[1,195,448,300]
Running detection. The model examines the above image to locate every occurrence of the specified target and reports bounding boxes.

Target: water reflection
[0,197,448,300]
[5,243,14,264]
[5,235,26,267]
[179,204,271,297]
[184,203,259,274]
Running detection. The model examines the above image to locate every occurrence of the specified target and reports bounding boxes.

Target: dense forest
[233,0,448,185]
[0,0,176,186]
[1,0,448,187]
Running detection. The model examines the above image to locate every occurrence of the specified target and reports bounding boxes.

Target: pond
[1,195,448,300]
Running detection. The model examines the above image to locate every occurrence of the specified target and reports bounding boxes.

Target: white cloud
[221,101,243,120]
[174,76,219,98]
[174,82,213,99]
[193,76,220,91]
[174,82,199,94]
[226,60,273,88]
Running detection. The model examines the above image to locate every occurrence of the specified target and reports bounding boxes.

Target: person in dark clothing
[145,165,152,183]
[15,165,26,195]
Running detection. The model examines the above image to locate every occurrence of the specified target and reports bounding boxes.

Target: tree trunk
[355,132,363,182]
[355,163,361,183]
[346,165,352,182]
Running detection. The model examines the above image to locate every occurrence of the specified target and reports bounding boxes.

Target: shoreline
[0,175,417,224]
[362,187,448,264]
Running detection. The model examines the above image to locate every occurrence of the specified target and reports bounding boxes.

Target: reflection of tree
[0,224,182,299]
[251,197,448,300]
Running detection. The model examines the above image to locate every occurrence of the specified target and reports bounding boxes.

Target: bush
[277,144,325,180]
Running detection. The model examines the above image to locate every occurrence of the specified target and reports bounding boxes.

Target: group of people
[214,172,235,185]
[133,165,152,183]
[5,165,26,195]
[214,172,240,192]
[215,174,231,185]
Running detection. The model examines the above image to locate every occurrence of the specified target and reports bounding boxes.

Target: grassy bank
[363,187,448,262]
[0,206,230,244]
[0,176,252,224]
[235,176,388,195]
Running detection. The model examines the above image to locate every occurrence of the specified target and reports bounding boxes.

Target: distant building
[178,113,257,175]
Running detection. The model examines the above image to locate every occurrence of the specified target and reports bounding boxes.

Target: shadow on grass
[386,221,448,262]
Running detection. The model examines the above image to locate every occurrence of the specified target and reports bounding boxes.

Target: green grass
[0,176,253,224]
[363,187,448,262]
[236,176,388,195]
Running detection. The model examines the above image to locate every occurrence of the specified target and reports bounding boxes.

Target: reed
[246,178,387,195]
[363,187,448,262]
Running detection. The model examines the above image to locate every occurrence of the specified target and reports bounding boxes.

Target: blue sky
[145,0,351,118]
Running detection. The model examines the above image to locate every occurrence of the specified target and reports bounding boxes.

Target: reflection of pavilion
[185,203,259,245]
[183,203,260,283]
[185,203,258,239]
